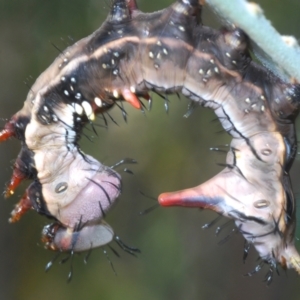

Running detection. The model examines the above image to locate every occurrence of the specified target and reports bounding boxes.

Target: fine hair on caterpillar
[1,0,300,284]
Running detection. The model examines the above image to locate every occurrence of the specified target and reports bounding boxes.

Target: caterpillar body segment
[42,221,115,252]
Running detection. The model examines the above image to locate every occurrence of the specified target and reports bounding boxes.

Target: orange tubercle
[0,118,16,142]
[121,88,141,109]
[5,170,27,198]
[9,191,32,223]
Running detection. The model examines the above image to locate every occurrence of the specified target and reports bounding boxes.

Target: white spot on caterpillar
[111,59,115,65]
[113,69,119,75]
[67,104,75,112]
[199,69,204,75]
[251,103,257,108]
[61,76,66,82]
[63,58,68,63]
[244,109,249,113]
[261,105,265,112]
[279,110,284,116]
[64,90,70,96]
[113,90,119,98]
[261,148,272,156]
[210,59,215,64]
[52,115,58,122]
[232,60,237,65]
[260,95,265,101]
[163,48,168,55]
[214,67,219,73]
[43,106,49,112]
[157,53,161,59]
[113,52,119,57]
[94,97,102,107]
[74,103,83,115]
[41,115,48,122]
[286,96,292,101]
[178,26,185,32]
[226,52,231,57]
[75,93,82,100]
[157,40,162,46]
[70,85,74,92]
[154,64,159,69]
[245,98,251,103]
[149,52,154,59]
[206,69,212,76]
[130,86,136,93]
[102,63,107,69]
[254,199,270,208]
[70,77,76,83]
[82,101,93,118]
[203,78,208,83]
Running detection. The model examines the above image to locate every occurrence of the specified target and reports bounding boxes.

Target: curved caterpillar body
[5,92,121,251]
[1,0,300,279]
[1,31,122,252]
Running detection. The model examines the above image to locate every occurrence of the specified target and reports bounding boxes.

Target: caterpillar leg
[0,119,16,142]
[0,111,31,142]
[5,166,27,198]
[9,190,32,223]
[0,113,33,196]
[9,180,51,223]
[5,146,36,197]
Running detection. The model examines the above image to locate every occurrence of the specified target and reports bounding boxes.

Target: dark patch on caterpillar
[0,0,300,280]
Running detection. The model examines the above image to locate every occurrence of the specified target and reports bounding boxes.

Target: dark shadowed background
[0,0,300,299]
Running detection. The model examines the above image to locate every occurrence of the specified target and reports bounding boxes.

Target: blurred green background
[0,0,300,299]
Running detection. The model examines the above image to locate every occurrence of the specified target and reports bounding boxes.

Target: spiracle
[1,0,300,281]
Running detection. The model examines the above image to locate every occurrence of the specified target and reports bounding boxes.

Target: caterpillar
[1,0,300,281]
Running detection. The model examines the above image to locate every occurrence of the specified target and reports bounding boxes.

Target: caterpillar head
[42,221,115,252]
